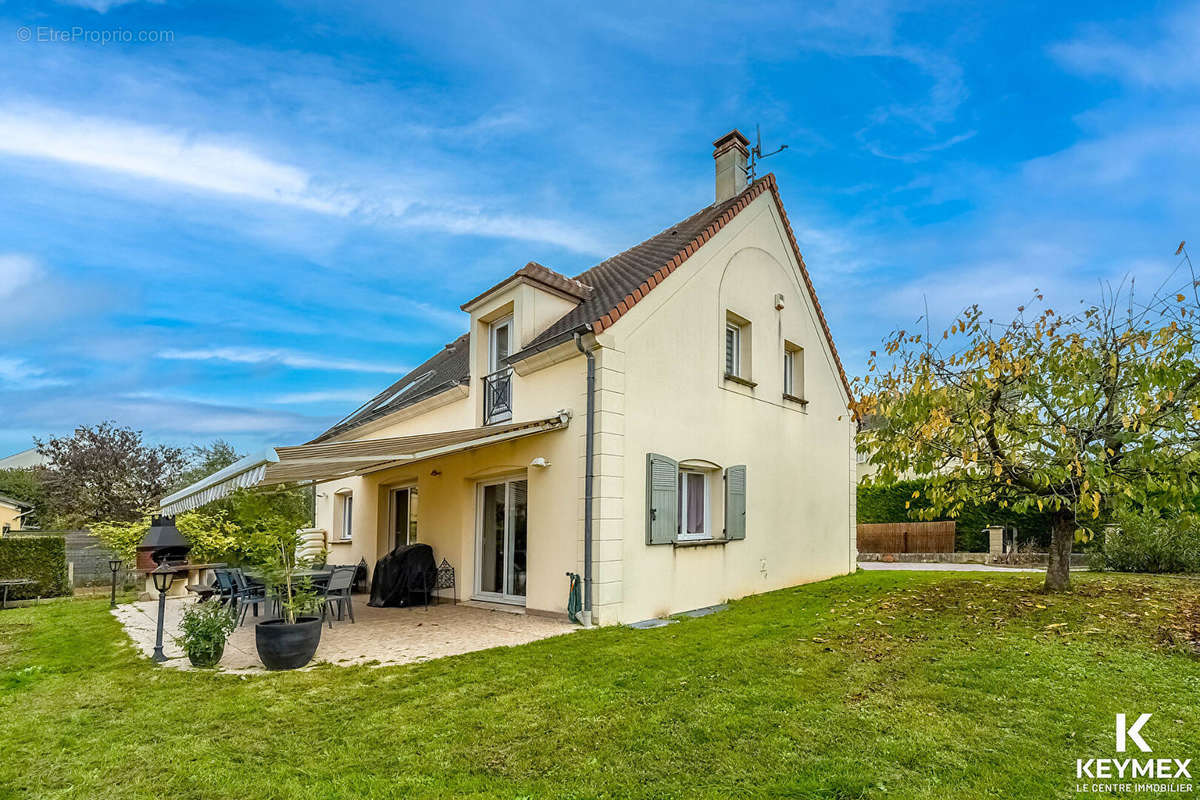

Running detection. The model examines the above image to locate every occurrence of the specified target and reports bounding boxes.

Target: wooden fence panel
[856,521,956,553]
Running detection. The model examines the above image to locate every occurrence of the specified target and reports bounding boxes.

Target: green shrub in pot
[174,600,236,668]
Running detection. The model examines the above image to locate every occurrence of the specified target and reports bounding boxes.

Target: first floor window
[337,492,353,540]
[677,469,709,539]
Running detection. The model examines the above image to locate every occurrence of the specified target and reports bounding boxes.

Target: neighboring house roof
[0,493,32,511]
[0,448,46,469]
[311,173,851,443]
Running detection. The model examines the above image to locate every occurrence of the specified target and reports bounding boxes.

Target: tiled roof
[509,180,767,358]
[460,261,592,310]
[510,174,852,401]
[310,173,850,443]
[311,333,469,443]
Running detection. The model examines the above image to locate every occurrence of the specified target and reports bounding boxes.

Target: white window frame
[472,475,529,605]
[677,469,711,541]
[336,491,353,540]
[725,322,741,377]
[488,316,513,374]
[783,341,804,400]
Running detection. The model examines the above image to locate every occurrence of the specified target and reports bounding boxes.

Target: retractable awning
[158,412,570,515]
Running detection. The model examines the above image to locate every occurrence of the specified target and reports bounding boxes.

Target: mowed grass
[2,571,1200,800]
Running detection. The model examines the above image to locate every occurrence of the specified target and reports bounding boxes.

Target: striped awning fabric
[158,413,569,515]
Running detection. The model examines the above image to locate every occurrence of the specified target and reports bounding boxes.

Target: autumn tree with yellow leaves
[854,244,1200,591]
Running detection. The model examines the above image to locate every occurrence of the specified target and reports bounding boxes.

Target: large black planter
[255,617,322,670]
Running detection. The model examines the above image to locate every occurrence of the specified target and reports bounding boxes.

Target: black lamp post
[150,562,176,662]
[108,557,123,609]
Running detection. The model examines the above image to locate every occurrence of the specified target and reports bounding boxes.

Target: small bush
[0,536,70,599]
[1092,512,1200,574]
[174,600,236,667]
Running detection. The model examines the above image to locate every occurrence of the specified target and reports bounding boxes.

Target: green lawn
[3,570,1200,799]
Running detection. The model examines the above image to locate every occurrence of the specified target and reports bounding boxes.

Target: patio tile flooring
[112,594,576,673]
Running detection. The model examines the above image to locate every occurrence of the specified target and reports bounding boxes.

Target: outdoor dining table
[0,578,34,609]
[243,568,333,583]
[242,568,333,615]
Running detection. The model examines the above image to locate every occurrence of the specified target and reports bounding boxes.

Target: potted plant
[253,528,324,670]
[174,600,235,668]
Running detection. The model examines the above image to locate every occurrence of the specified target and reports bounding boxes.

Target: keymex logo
[1074,713,1193,794]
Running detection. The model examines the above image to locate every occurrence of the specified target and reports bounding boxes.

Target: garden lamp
[108,557,123,609]
[150,562,176,662]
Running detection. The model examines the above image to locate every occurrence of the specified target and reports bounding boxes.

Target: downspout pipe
[573,327,596,627]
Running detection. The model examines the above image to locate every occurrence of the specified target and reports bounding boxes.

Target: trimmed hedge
[0,535,71,600]
[858,480,1057,552]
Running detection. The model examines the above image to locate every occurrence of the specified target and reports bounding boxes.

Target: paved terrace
[114,595,576,673]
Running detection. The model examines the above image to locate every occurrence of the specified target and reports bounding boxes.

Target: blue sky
[0,0,1195,456]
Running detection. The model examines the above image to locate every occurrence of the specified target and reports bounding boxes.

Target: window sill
[723,373,757,389]
[673,537,730,549]
[329,539,354,546]
[782,393,809,406]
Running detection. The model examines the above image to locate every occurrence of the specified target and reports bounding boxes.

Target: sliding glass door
[476,478,527,604]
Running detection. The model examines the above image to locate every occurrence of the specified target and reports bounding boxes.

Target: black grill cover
[368,543,437,608]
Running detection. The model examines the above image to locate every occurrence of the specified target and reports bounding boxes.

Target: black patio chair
[211,568,237,607]
[319,566,356,628]
[230,569,268,626]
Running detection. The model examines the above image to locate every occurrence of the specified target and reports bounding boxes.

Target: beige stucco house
[0,493,33,534]
[161,131,857,625]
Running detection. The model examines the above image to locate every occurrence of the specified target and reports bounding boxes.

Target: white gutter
[158,447,280,515]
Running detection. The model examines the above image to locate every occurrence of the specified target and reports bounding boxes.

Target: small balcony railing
[482,367,513,425]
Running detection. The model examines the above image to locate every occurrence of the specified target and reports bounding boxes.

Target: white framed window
[725,323,741,377]
[676,469,710,540]
[783,342,804,399]
[335,491,353,540]
[489,316,513,374]
[724,311,751,381]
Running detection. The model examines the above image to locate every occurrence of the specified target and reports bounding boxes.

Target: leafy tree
[36,422,186,526]
[855,247,1200,591]
[172,440,241,492]
[0,467,50,527]
[90,519,149,562]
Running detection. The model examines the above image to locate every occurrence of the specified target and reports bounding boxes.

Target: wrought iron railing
[482,367,513,424]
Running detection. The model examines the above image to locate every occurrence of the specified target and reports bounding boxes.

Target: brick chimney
[713,129,749,203]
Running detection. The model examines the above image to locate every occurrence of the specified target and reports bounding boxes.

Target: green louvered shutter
[646,453,678,545]
[725,465,747,540]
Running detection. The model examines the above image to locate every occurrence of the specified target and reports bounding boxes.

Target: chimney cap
[713,129,750,150]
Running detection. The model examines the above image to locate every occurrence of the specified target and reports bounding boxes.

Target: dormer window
[484,316,514,424]
[489,316,512,373]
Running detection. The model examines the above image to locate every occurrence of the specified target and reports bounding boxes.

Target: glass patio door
[476,478,527,604]
[389,486,418,550]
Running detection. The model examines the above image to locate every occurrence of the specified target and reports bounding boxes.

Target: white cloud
[0,254,40,300]
[0,104,609,254]
[156,346,408,374]
[55,0,163,12]
[5,390,327,440]
[0,357,67,389]
[1050,4,1200,90]
[0,105,354,215]
[268,389,376,405]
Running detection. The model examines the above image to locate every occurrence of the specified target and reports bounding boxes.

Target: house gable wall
[596,191,855,623]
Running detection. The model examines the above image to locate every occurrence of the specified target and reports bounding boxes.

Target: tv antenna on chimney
[744,124,788,181]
